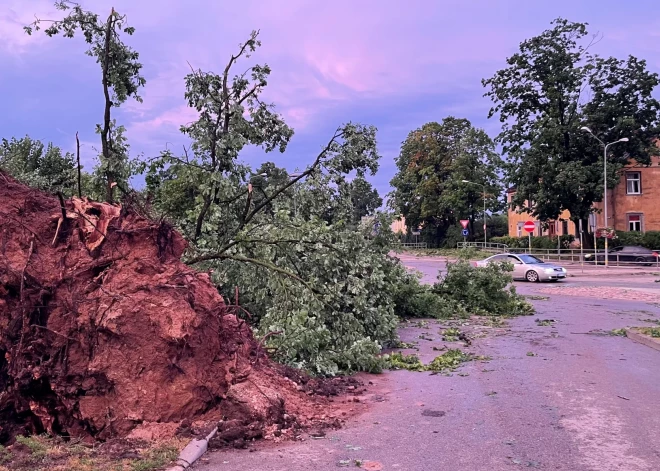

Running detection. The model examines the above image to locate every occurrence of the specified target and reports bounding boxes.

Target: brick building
[507,156,660,237]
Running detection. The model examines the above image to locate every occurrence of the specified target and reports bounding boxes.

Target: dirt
[0,172,360,448]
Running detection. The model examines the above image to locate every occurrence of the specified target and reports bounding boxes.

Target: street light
[580,127,629,267]
[461,179,487,245]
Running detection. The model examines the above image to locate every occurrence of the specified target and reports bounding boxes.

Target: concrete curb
[165,427,218,471]
[625,329,660,352]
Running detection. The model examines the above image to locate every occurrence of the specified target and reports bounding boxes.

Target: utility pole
[581,127,628,267]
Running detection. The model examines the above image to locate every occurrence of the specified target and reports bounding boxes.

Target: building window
[626,172,641,195]
[628,214,642,232]
[516,223,522,237]
[562,220,569,235]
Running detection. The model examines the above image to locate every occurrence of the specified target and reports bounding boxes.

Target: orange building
[507,156,660,237]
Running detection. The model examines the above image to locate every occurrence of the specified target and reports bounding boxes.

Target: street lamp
[580,127,629,267]
[461,179,487,245]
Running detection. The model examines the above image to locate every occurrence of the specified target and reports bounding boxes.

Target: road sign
[460,220,469,229]
[461,229,469,236]
[523,221,536,233]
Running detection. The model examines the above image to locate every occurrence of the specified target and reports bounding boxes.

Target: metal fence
[457,241,508,253]
[401,242,428,249]
[458,242,660,267]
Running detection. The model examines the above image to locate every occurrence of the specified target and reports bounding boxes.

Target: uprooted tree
[25,0,146,203]
[145,30,400,375]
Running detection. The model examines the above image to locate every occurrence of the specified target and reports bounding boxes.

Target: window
[562,220,569,235]
[628,214,642,232]
[626,172,641,195]
[518,255,544,264]
[516,223,522,237]
[507,255,522,264]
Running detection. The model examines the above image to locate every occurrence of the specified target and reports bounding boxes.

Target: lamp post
[580,127,629,267]
[461,179,487,245]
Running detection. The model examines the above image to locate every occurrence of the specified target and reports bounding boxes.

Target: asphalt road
[194,257,660,471]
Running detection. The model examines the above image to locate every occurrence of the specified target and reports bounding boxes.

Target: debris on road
[535,319,556,326]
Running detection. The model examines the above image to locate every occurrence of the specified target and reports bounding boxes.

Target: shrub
[491,235,574,249]
[642,231,660,250]
[433,260,533,317]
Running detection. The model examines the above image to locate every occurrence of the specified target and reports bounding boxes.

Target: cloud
[0,1,55,55]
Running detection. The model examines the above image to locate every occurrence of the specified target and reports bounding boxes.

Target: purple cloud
[2,0,660,199]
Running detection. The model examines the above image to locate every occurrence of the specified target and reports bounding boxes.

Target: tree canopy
[26,0,146,202]
[482,18,660,236]
[389,117,503,246]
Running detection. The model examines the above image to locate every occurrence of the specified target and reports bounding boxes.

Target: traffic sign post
[523,221,535,253]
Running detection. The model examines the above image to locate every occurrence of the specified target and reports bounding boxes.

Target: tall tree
[389,117,503,245]
[347,176,382,225]
[26,1,146,202]
[482,18,660,243]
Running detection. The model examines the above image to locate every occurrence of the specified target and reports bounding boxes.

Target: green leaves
[389,117,503,246]
[0,136,77,196]
[483,18,660,233]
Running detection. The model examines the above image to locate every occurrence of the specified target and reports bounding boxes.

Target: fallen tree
[0,172,347,444]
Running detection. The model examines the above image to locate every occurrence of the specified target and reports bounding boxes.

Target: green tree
[389,117,503,246]
[0,136,77,195]
[146,32,395,375]
[26,1,146,202]
[482,18,660,245]
[347,175,382,225]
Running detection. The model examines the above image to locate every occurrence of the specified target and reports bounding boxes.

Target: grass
[610,328,628,337]
[638,327,660,338]
[7,434,184,471]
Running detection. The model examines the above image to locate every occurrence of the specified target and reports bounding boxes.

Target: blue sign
[461,229,469,236]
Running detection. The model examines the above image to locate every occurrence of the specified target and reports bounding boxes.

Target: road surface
[193,256,660,471]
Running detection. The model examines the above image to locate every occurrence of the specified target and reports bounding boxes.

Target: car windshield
[518,255,544,264]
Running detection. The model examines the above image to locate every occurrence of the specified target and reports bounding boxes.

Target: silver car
[474,253,568,282]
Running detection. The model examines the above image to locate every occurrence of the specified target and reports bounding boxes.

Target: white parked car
[474,253,567,282]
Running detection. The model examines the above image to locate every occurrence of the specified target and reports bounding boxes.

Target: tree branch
[187,253,318,293]
[240,128,343,229]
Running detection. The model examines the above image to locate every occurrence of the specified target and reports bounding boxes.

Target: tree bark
[101,9,114,203]
[75,131,81,198]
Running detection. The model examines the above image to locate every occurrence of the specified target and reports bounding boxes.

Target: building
[507,156,660,237]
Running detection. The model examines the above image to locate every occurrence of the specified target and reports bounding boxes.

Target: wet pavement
[194,257,660,471]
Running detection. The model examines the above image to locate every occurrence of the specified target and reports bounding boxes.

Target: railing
[401,242,428,249]
[455,243,660,266]
[457,241,509,253]
[506,247,660,267]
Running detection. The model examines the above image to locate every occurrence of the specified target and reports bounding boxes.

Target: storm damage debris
[0,172,347,445]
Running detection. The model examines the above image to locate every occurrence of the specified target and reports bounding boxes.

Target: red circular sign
[523,221,536,233]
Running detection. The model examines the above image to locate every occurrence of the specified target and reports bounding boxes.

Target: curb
[625,329,660,352]
[165,427,218,471]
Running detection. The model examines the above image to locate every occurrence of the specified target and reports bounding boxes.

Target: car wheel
[526,270,539,282]
[635,257,647,266]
